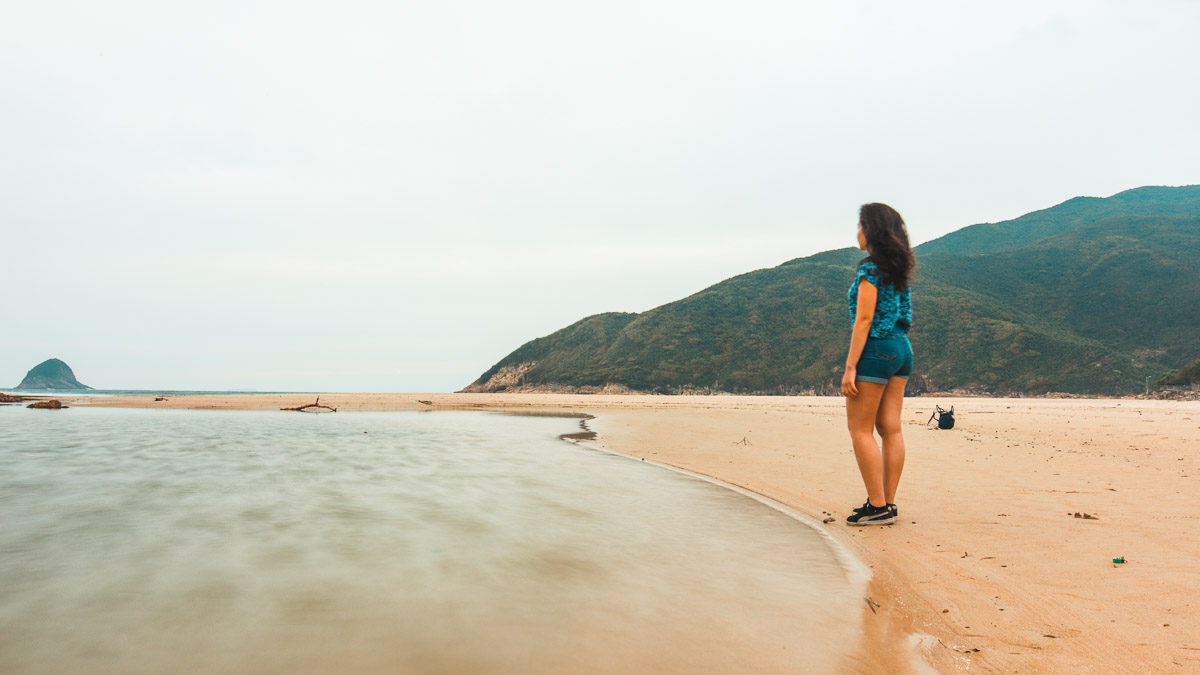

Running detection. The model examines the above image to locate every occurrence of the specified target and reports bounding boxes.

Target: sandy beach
[74,392,1200,672]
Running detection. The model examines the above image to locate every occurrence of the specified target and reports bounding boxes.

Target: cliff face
[15,359,93,390]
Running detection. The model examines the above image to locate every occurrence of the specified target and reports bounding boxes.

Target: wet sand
[75,393,1200,672]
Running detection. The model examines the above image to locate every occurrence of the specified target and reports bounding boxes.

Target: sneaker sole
[847,515,897,526]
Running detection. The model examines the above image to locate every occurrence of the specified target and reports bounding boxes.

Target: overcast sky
[3,0,1198,392]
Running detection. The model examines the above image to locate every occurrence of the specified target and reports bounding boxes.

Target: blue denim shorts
[856,333,913,384]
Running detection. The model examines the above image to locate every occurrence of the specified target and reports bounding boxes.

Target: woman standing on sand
[842,203,915,526]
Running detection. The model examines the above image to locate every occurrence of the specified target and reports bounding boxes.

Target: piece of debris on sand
[281,396,337,413]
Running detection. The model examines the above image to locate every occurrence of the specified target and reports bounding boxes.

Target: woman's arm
[842,279,877,397]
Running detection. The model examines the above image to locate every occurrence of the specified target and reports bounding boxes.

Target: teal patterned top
[848,259,912,338]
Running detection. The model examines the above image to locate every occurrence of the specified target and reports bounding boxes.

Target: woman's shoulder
[856,258,879,275]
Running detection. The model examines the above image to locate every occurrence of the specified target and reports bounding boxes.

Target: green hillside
[915,185,1200,255]
[466,186,1200,395]
[1158,359,1200,387]
[921,214,1200,363]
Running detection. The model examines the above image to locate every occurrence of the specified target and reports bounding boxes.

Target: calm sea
[0,406,863,673]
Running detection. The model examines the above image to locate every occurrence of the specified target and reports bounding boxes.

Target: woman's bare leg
[876,377,908,504]
[846,381,888,507]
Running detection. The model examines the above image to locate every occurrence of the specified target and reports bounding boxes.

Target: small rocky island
[15,359,93,390]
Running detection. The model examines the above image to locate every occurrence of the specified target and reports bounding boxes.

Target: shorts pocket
[867,339,898,362]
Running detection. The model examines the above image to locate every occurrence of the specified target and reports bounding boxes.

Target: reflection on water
[0,407,861,673]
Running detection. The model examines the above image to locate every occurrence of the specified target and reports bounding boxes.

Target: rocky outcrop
[0,393,28,403]
[15,359,93,390]
[27,399,68,409]
[460,362,538,393]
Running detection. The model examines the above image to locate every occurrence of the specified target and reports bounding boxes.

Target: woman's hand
[841,366,859,397]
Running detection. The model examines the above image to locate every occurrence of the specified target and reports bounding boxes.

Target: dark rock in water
[0,393,28,403]
[15,359,93,390]
[27,399,68,409]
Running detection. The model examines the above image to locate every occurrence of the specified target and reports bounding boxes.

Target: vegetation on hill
[466,186,1200,395]
[15,358,92,390]
[1158,359,1200,387]
[915,185,1200,256]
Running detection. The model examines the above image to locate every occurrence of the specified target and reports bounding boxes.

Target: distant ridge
[916,185,1200,256]
[16,359,93,390]
[466,185,1200,396]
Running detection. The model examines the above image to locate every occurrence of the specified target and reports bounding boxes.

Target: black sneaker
[853,501,898,517]
[846,503,896,526]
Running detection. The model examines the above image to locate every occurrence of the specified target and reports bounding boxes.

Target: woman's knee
[880,430,905,452]
[876,420,903,436]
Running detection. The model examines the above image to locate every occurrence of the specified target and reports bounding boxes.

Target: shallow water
[0,407,862,673]
[0,388,296,397]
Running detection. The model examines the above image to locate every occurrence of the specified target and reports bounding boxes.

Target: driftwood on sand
[281,396,337,413]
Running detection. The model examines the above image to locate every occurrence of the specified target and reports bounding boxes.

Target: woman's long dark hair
[859,203,915,289]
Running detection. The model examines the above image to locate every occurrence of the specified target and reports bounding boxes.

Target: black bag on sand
[927,405,955,430]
